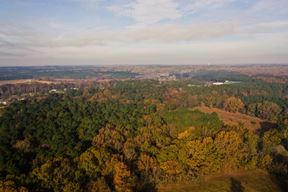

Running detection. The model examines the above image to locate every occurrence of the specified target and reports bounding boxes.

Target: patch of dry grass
[157,170,281,192]
[194,106,277,133]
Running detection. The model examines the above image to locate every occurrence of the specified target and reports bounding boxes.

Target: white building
[0,101,7,105]
[212,82,224,85]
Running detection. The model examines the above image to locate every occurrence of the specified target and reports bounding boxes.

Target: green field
[161,108,222,135]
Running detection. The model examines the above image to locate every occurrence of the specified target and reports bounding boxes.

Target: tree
[178,137,219,176]
[78,147,109,178]
[261,130,281,155]
[257,101,281,121]
[32,158,80,192]
[113,162,135,192]
[123,138,137,160]
[159,160,183,181]
[248,101,282,121]
[214,131,247,171]
[137,153,158,178]
[0,180,28,192]
[223,96,244,113]
[92,125,126,153]
[157,145,179,163]
[86,178,111,192]
[136,153,158,191]
[247,103,258,116]
[203,91,221,108]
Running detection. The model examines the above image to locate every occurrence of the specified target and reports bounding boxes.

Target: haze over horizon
[0,0,288,66]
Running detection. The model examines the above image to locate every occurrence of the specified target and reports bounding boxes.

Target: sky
[0,0,288,66]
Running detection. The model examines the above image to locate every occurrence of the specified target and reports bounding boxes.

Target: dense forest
[0,78,287,191]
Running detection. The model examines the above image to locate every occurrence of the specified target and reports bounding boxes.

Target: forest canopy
[0,78,287,191]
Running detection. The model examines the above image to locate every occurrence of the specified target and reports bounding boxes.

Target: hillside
[158,170,281,192]
[194,106,277,133]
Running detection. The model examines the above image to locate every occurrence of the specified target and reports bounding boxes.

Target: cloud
[0,0,287,65]
[114,22,237,43]
[109,0,235,25]
[0,51,25,57]
[35,22,238,47]
[182,0,235,12]
[74,0,103,8]
[239,21,288,34]
[109,0,181,25]
[0,19,238,49]
[21,33,288,65]
[2,19,288,51]
[248,0,288,14]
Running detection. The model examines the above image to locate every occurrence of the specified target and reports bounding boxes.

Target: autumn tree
[203,91,222,108]
[214,130,247,171]
[247,101,282,121]
[135,115,172,155]
[32,158,81,192]
[0,180,28,192]
[223,96,244,113]
[78,147,109,178]
[123,138,137,160]
[159,160,183,181]
[257,101,282,121]
[86,178,111,192]
[92,124,126,153]
[178,137,219,176]
[137,153,159,178]
[113,162,135,192]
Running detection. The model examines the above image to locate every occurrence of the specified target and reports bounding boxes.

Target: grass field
[157,170,281,192]
[160,108,222,134]
[194,106,277,133]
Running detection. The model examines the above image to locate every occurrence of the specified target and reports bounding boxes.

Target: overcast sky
[0,0,288,66]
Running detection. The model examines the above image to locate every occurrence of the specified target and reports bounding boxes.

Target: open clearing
[194,106,277,133]
[157,170,281,192]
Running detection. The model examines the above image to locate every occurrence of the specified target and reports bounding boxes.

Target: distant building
[49,89,57,93]
[212,80,240,86]
[212,82,224,85]
[158,73,177,82]
[187,84,201,87]
[0,101,7,105]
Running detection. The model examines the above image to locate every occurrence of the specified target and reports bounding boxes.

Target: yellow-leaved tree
[113,161,135,192]
[223,96,244,113]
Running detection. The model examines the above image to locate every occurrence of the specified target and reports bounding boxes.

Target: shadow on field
[268,170,288,192]
[230,177,244,192]
[257,121,278,136]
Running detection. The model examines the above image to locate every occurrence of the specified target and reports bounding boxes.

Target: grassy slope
[160,108,222,134]
[158,170,281,192]
[194,106,277,133]
[158,108,282,191]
